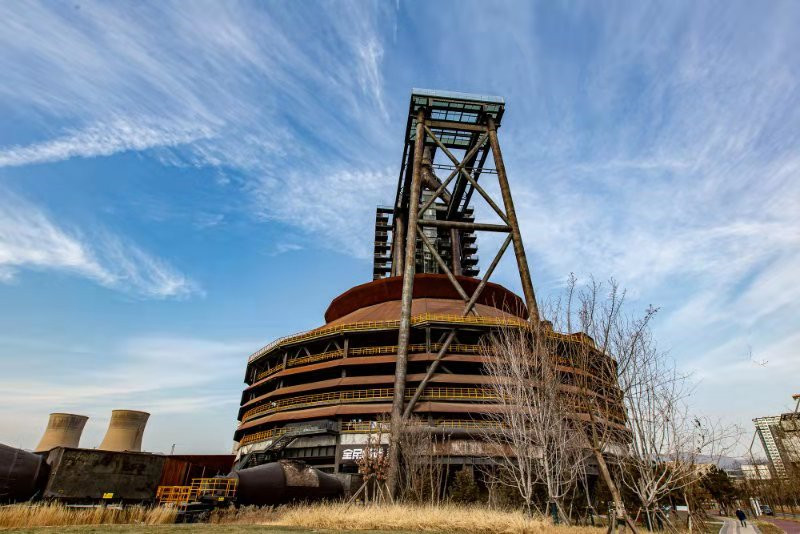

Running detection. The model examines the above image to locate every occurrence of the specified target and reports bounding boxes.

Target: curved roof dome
[324,274,528,324]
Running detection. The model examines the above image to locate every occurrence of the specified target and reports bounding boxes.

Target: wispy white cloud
[0,118,214,168]
[0,337,247,408]
[94,232,202,299]
[269,242,303,257]
[0,190,109,283]
[255,168,393,258]
[0,189,199,298]
[0,335,254,451]
[0,1,394,256]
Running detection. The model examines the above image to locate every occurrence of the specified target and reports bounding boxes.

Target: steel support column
[487,116,539,321]
[450,228,462,276]
[387,108,426,497]
[392,212,405,276]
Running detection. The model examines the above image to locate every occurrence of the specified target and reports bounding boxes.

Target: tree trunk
[593,447,638,534]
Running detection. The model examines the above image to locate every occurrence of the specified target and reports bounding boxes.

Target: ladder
[234,426,332,470]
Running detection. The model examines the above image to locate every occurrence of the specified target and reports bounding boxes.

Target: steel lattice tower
[384,89,539,495]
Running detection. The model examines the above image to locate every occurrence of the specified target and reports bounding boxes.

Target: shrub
[450,468,480,503]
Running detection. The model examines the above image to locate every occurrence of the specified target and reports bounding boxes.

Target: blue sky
[0,1,798,455]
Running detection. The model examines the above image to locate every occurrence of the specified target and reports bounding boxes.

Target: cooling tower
[98,410,149,452]
[34,413,88,452]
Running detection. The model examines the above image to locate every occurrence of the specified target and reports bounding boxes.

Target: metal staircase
[234,426,333,471]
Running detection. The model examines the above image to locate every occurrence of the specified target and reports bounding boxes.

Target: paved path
[720,516,760,534]
[765,518,800,534]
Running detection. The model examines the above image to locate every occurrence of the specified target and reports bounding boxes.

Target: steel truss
[386,90,540,496]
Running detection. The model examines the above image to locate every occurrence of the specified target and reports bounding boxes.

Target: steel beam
[487,116,539,320]
[462,233,513,314]
[426,120,487,133]
[417,226,469,301]
[421,147,451,203]
[418,220,510,232]
[402,233,513,417]
[417,166,457,216]
[387,108,426,498]
[424,125,509,225]
[416,135,486,217]
[403,330,456,418]
[448,146,488,220]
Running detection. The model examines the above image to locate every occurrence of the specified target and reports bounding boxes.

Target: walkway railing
[254,342,485,382]
[339,419,506,433]
[241,386,498,422]
[238,426,289,446]
[248,313,530,363]
[239,419,507,446]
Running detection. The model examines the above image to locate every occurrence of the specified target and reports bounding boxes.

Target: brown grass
[756,520,785,534]
[213,502,604,533]
[1,502,606,533]
[0,503,176,528]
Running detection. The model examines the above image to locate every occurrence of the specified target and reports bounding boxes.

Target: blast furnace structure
[233,90,625,479]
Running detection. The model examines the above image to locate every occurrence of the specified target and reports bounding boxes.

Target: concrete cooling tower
[98,410,150,452]
[34,413,88,452]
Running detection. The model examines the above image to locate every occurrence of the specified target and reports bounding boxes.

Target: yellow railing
[255,362,286,381]
[240,419,507,446]
[156,478,237,506]
[191,477,238,498]
[253,343,485,383]
[340,421,390,433]
[248,313,529,363]
[339,419,505,433]
[437,343,482,354]
[349,344,402,356]
[238,409,629,447]
[434,419,506,430]
[238,426,289,446]
[289,348,344,367]
[241,385,625,424]
[156,485,194,505]
[242,386,498,422]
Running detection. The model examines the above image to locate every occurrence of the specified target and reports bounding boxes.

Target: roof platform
[394,88,505,224]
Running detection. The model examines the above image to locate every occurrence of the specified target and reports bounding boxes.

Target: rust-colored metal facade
[234,274,625,473]
[235,274,533,472]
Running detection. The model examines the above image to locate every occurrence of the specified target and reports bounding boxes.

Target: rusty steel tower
[233,89,626,485]
[384,89,539,494]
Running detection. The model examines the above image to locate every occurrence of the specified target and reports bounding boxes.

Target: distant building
[776,412,800,474]
[754,398,800,480]
[754,415,786,478]
[741,463,772,480]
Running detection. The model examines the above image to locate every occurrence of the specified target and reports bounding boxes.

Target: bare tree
[617,324,741,531]
[557,276,744,534]
[480,322,585,521]
[350,419,392,505]
[547,278,637,533]
[397,418,448,504]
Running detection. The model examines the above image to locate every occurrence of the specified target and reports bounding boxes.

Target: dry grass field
[0,504,176,529]
[0,502,607,533]
[755,520,785,534]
